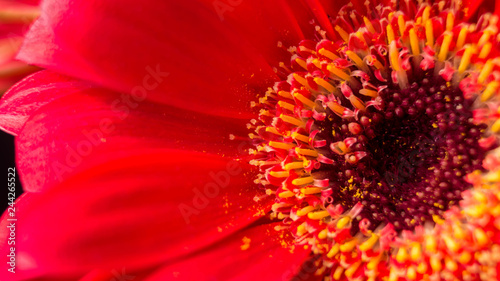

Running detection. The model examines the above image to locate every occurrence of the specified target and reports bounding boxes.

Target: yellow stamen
[479,42,492,59]
[0,7,40,23]
[422,6,431,22]
[269,141,296,150]
[318,228,328,239]
[456,27,468,50]
[335,25,349,42]
[327,101,345,116]
[269,170,290,178]
[295,147,319,157]
[366,56,384,69]
[280,114,304,127]
[425,20,434,47]
[478,30,492,46]
[292,176,314,186]
[407,266,417,280]
[295,57,308,70]
[278,90,293,99]
[336,216,351,228]
[438,32,453,61]
[481,81,499,101]
[362,16,375,33]
[277,100,295,111]
[297,206,315,216]
[284,161,304,170]
[458,45,474,73]
[339,238,358,252]
[318,48,339,60]
[398,15,405,36]
[410,243,422,261]
[386,24,395,43]
[409,28,420,55]
[327,243,340,258]
[359,88,378,97]
[346,50,364,67]
[478,59,494,84]
[333,266,344,280]
[301,187,322,194]
[293,92,317,108]
[396,247,408,263]
[345,260,362,278]
[278,190,295,198]
[308,210,330,220]
[314,77,336,93]
[389,41,401,71]
[446,12,454,31]
[327,64,351,80]
[265,126,282,136]
[292,73,309,87]
[359,233,379,251]
[430,255,442,272]
[291,132,310,143]
[473,228,489,246]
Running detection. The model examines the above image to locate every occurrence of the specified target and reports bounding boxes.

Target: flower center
[247,1,500,279]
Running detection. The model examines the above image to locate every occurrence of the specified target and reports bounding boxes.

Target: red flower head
[0,0,500,280]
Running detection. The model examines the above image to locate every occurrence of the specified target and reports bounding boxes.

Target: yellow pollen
[284,161,304,170]
[269,141,296,150]
[386,24,395,43]
[446,12,454,31]
[479,42,492,59]
[443,235,460,252]
[280,114,304,127]
[417,262,428,274]
[295,147,319,157]
[297,205,315,216]
[478,59,494,84]
[438,32,453,61]
[346,50,364,67]
[456,27,468,50]
[277,100,295,111]
[293,92,317,108]
[318,48,339,60]
[301,187,322,195]
[406,266,417,280]
[409,28,420,55]
[278,190,295,198]
[326,64,351,80]
[297,222,307,235]
[425,235,437,253]
[425,20,434,47]
[458,45,475,73]
[397,15,405,36]
[410,243,422,261]
[269,170,290,178]
[308,210,330,220]
[335,25,349,42]
[481,81,499,102]
[359,233,379,251]
[292,176,314,186]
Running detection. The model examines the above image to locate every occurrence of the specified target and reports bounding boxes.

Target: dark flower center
[313,71,487,231]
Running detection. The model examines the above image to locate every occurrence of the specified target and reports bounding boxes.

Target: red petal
[13,81,252,192]
[18,0,351,118]
[143,223,311,281]
[0,150,271,280]
[0,70,91,135]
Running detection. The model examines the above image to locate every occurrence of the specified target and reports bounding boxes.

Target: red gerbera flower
[1,0,500,280]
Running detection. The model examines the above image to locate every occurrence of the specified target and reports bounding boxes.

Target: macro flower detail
[249,0,500,280]
[0,0,498,281]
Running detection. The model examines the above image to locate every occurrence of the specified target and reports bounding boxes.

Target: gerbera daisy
[0,0,499,280]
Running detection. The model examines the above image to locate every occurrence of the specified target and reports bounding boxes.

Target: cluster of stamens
[247,0,500,280]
